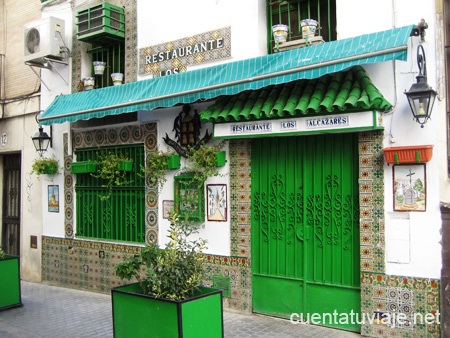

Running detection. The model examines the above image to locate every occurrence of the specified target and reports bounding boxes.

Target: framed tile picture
[393,164,426,212]
[162,200,174,219]
[207,184,227,222]
[174,173,204,223]
[48,185,59,213]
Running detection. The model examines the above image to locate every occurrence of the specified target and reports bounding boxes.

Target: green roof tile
[200,66,392,123]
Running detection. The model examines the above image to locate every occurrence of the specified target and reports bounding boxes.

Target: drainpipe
[441,202,450,337]
[0,54,4,119]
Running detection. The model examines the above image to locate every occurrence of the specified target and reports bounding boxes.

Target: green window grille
[267,0,337,52]
[89,43,124,88]
[74,144,145,243]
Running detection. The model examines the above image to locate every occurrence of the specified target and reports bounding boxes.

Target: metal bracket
[410,18,428,41]
[26,57,69,90]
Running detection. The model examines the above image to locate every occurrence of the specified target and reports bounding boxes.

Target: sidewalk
[0,281,361,338]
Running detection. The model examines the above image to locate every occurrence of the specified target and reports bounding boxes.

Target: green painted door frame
[251,133,360,332]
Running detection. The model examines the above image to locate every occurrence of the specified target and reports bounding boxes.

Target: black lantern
[404,44,437,128]
[32,126,52,156]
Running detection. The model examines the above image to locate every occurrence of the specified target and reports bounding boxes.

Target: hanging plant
[31,156,60,178]
[142,151,180,190]
[186,142,226,183]
[91,151,133,201]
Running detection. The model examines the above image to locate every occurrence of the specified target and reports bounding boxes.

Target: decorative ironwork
[163,104,212,157]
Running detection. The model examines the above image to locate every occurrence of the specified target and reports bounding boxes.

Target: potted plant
[186,142,226,183]
[91,151,133,200]
[0,247,22,311]
[112,214,223,338]
[31,156,60,177]
[142,150,180,190]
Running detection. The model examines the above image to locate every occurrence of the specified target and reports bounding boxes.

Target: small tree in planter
[113,214,223,337]
[0,247,22,311]
[31,156,60,178]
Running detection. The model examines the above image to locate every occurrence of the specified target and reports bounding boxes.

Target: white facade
[29,0,446,334]
[38,0,444,276]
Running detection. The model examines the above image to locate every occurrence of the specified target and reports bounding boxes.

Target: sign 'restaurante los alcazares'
[139,27,231,77]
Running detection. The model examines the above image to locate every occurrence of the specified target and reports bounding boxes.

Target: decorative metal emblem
[164,104,211,157]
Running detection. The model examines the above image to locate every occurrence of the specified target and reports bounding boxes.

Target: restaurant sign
[213,111,383,138]
[139,26,231,77]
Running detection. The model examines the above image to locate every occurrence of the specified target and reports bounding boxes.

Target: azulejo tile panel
[361,273,440,337]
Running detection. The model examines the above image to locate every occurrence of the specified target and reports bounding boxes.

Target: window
[74,145,145,243]
[76,2,125,88]
[88,43,124,88]
[267,0,337,52]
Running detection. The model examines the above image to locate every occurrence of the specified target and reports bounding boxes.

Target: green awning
[200,65,391,123]
[39,24,415,125]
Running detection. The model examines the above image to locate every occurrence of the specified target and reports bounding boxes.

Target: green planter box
[0,255,22,311]
[70,161,97,174]
[167,155,181,170]
[215,151,226,167]
[119,160,133,171]
[111,283,223,338]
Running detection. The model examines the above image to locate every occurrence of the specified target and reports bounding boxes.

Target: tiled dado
[42,236,139,292]
[361,273,440,337]
[41,235,251,312]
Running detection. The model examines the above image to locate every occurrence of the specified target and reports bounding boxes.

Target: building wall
[35,0,444,336]
[0,0,45,282]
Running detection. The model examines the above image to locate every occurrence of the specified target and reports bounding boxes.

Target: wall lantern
[32,126,52,156]
[404,44,437,128]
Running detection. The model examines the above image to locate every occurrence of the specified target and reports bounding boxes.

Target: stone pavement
[0,281,361,338]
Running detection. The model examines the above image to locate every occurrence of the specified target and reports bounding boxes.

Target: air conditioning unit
[24,17,66,65]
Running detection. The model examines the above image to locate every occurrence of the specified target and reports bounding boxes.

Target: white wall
[40,2,73,238]
[338,0,442,278]
[137,0,267,76]
[138,102,231,256]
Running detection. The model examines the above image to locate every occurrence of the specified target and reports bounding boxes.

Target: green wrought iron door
[251,134,360,331]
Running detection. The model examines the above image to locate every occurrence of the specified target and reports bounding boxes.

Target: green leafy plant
[0,247,5,260]
[142,150,173,190]
[31,156,60,177]
[91,151,132,200]
[186,142,224,183]
[115,213,206,300]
